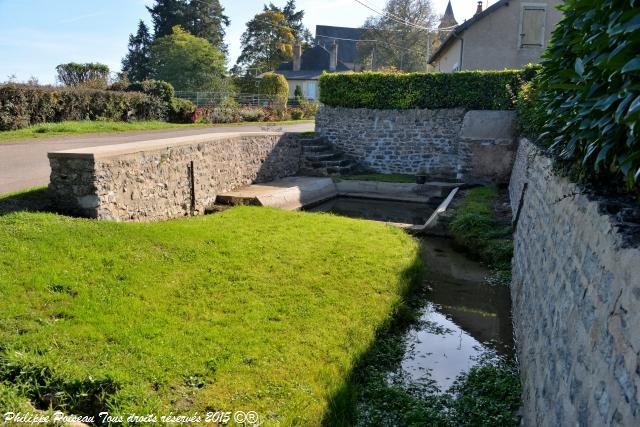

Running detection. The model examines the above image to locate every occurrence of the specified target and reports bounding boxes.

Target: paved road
[0,122,314,194]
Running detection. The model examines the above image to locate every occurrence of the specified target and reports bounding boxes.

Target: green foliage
[320,67,538,110]
[168,97,196,123]
[449,187,513,283]
[538,0,640,190]
[264,0,313,45]
[258,72,289,113]
[55,62,110,89]
[236,11,295,73]
[0,205,420,423]
[294,84,303,99]
[147,0,230,52]
[450,364,522,427]
[127,79,175,104]
[515,78,547,140]
[0,84,164,131]
[149,26,228,92]
[289,107,304,120]
[121,20,153,83]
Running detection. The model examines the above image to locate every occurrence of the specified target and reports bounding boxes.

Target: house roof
[429,0,509,64]
[276,44,351,80]
[315,25,362,64]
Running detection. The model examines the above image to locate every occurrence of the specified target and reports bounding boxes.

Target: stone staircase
[299,136,355,176]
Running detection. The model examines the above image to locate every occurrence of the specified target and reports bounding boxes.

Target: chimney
[475,1,483,15]
[329,41,338,71]
[293,43,302,72]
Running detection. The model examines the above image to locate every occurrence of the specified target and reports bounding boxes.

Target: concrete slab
[216,177,337,210]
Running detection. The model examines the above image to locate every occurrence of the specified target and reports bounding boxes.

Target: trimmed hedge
[537,0,640,190]
[0,84,165,131]
[319,66,539,110]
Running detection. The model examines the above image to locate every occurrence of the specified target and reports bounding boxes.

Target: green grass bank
[0,203,421,425]
[0,119,313,143]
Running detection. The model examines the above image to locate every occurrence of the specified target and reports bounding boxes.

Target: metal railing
[175,91,307,108]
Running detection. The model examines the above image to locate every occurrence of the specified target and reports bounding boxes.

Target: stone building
[429,0,563,72]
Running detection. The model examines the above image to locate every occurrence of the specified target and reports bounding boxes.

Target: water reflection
[396,237,514,391]
[308,197,436,225]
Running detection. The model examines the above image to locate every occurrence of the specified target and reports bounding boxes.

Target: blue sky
[0,0,489,84]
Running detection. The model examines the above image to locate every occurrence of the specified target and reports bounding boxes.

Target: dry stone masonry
[48,132,302,221]
[315,107,517,183]
[509,138,640,427]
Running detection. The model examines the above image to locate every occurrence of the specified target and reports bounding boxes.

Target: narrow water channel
[310,196,515,394]
[398,236,514,391]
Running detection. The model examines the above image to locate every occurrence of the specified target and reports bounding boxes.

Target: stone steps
[301,136,356,177]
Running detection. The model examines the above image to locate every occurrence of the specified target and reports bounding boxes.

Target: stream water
[308,197,436,225]
[310,196,514,391]
[399,236,514,390]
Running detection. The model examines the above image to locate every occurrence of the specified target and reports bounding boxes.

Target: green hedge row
[319,66,539,110]
[0,84,165,131]
[536,0,640,190]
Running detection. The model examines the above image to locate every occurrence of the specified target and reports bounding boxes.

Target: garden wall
[48,132,302,221]
[315,107,517,183]
[509,138,640,426]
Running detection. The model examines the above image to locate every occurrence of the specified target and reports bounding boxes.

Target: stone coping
[47,131,286,160]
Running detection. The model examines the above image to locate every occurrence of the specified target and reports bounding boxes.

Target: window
[520,4,546,48]
[304,81,318,100]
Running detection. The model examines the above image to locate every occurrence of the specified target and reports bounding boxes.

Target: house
[275,25,362,100]
[429,0,563,72]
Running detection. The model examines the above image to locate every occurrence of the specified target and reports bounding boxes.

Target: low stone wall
[315,107,516,183]
[48,132,302,221]
[510,138,640,426]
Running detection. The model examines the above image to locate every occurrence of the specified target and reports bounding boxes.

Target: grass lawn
[0,119,314,143]
[0,200,421,425]
[339,174,416,184]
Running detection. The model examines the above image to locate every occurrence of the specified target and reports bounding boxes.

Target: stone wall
[48,132,302,221]
[315,106,516,183]
[510,138,640,426]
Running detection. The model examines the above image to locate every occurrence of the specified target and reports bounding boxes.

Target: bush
[238,107,267,122]
[55,62,110,89]
[290,108,304,120]
[168,98,196,123]
[319,66,540,110]
[259,72,289,115]
[193,105,282,124]
[538,0,640,190]
[299,99,319,118]
[127,80,175,104]
[515,79,546,140]
[0,84,164,131]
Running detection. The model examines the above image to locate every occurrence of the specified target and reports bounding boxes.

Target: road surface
[0,122,314,194]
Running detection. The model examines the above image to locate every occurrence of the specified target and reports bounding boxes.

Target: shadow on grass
[0,187,57,216]
[321,248,426,426]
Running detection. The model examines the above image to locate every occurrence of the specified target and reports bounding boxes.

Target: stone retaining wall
[510,138,640,426]
[48,132,302,221]
[315,107,516,183]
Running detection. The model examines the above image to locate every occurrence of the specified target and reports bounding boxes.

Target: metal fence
[175,92,306,108]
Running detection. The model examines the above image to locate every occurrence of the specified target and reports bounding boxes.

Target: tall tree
[146,0,229,52]
[187,0,230,53]
[122,20,153,83]
[149,26,228,92]
[264,0,312,45]
[235,10,295,74]
[358,0,438,72]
